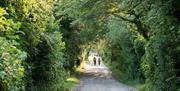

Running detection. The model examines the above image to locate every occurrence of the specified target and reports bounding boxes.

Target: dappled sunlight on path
[72,62,138,91]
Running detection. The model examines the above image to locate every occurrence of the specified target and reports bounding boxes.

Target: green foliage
[56,16,81,69]
[0,7,21,39]
[0,7,27,91]
[0,1,69,90]
[48,31,67,91]
[0,37,27,91]
[31,32,67,91]
[141,12,179,91]
[104,16,144,81]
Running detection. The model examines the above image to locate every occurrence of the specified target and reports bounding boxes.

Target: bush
[0,37,27,91]
[31,32,67,91]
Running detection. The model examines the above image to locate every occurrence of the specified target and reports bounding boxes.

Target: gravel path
[72,62,138,91]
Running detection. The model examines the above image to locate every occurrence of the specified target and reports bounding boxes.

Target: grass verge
[64,76,79,90]
[104,62,146,91]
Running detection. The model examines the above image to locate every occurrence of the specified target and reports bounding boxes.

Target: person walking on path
[93,57,96,66]
[98,57,101,66]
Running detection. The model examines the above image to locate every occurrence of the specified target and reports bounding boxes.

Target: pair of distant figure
[93,57,101,66]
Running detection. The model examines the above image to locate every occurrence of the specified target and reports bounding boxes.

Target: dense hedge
[102,0,180,90]
[0,0,68,91]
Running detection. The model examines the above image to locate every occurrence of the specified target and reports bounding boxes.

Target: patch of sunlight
[75,61,86,72]
[64,76,79,90]
[67,77,79,83]
[75,67,84,72]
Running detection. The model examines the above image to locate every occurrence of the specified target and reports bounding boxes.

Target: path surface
[72,62,138,91]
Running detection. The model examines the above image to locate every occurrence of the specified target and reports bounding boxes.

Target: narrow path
[72,62,138,91]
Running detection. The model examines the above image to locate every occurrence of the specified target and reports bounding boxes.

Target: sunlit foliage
[0,0,68,91]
